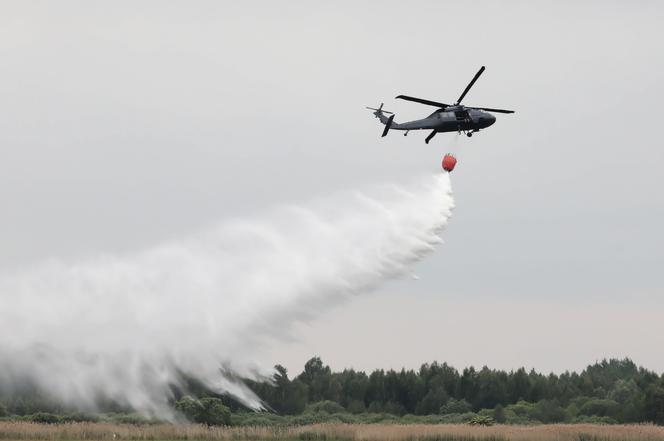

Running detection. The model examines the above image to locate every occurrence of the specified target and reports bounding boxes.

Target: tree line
[1,357,663,425]
[245,357,664,424]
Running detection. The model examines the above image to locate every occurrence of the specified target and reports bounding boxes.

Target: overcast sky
[1,1,663,376]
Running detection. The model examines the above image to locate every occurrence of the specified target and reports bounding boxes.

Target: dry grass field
[0,423,663,441]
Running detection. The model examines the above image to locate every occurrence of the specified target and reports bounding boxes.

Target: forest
[243,357,664,425]
[1,357,663,425]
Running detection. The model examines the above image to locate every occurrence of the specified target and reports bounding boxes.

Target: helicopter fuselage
[385,108,495,133]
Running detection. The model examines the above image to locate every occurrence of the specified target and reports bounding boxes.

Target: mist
[0,172,454,418]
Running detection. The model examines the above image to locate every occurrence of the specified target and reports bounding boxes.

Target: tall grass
[0,423,662,441]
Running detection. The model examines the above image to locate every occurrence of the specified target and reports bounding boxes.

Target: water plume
[0,173,454,417]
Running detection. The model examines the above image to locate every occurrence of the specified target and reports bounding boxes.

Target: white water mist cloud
[0,173,454,417]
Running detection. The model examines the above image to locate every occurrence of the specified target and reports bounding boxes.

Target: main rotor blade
[395,95,450,108]
[456,66,485,105]
[466,106,515,114]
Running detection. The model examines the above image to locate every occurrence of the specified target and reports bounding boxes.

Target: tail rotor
[365,103,394,117]
[366,103,396,137]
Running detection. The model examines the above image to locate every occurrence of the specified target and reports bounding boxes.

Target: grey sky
[1,1,663,375]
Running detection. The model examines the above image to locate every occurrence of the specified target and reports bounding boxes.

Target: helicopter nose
[478,113,495,128]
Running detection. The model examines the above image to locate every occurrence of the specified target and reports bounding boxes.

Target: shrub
[27,413,62,424]
[200,397,231,426]
[346,399,366,414]
[383,401,406,416]
[468,415,495,426]
[571,415,618,424]
[367,401,383,413]
[289,413,327,426]
[502,409,534,425]
[440,398,472,415]
[532,399,567,423]
[578,399,620,418]
[232,412,282,426]
[176,396,203,421]
[106,412,156,425]
[61,412,99,423]
[493,404,506,423]
[304,400,345,414]
[438,412,478,424]
[505,400,535,417]
[175,396,231,426]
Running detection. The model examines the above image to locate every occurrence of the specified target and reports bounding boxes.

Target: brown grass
[0,422,662,441]
[322,424,664,441]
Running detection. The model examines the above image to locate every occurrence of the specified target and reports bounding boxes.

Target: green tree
[459,367,479,406]
[327,378,343,403]
[365,370,386,406]
[299,357,332,403]
[644,383,664,424]
[269,365,309,415]
[416,387,448,415]
[608,379,640,403]
[338,369,368,408]
[528,369,550,403]
[284,379,309,415]
[476,367,508,409]
[509,368,530,402]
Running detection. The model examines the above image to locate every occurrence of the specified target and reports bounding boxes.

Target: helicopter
[367,66,514,144]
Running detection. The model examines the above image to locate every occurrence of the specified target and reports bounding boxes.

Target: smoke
[0,173,454,417]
